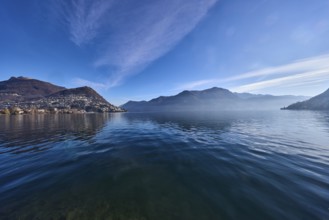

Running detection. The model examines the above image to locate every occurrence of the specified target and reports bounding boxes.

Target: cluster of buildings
[0,94,125,115]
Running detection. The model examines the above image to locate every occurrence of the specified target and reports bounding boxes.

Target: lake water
[0,111,329,220]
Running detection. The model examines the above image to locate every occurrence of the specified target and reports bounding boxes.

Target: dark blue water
[0,111,329,220]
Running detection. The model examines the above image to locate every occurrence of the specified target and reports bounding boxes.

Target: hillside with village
[0,77,125,114]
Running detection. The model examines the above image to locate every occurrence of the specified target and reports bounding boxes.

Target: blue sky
[1,0,329,105]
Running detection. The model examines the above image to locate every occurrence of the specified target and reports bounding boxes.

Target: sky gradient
[1,0,329,105]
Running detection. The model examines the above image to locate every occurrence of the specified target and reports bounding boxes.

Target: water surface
[0,111,329,219]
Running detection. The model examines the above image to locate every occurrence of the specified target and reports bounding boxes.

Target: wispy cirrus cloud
[178,54,329,94]
[54,0,114,46]
[232,68,329,93]
[55,0,217,87]
[224,54,329,82]
[68,0,114,46]
[177,79,216,91]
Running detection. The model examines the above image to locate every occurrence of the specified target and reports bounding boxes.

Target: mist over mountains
[122,87,309,112]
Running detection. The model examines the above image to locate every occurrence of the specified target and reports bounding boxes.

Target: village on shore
[0,105,126,115]
[0,95,126,115]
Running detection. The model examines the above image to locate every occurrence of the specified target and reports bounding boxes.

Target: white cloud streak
[224,54,329,82]
[56,0,217,87]
[177,79,216,91]
[178,54,329,93]
[232,68,329,93]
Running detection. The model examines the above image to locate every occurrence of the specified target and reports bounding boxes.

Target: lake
[0,111,329,220]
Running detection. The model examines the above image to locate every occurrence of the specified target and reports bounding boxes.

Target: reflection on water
[0,114,111,154]
[0,111,329,220]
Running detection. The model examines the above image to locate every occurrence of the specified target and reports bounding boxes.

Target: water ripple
[0,111,329,219]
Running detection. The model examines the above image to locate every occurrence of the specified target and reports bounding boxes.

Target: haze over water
[0,111,329,219]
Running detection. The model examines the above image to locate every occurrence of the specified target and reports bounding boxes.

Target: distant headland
[281,88,329,110]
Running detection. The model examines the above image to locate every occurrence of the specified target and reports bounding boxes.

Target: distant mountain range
[283,88,329,110]
[0,77,124,113]
[2,76,323,113]
[121,87,309,112]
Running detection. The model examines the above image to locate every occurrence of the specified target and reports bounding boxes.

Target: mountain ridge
[122,87,309,112]
[0,76,66,101]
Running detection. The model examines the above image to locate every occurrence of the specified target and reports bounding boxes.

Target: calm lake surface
[0,111,329,220]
